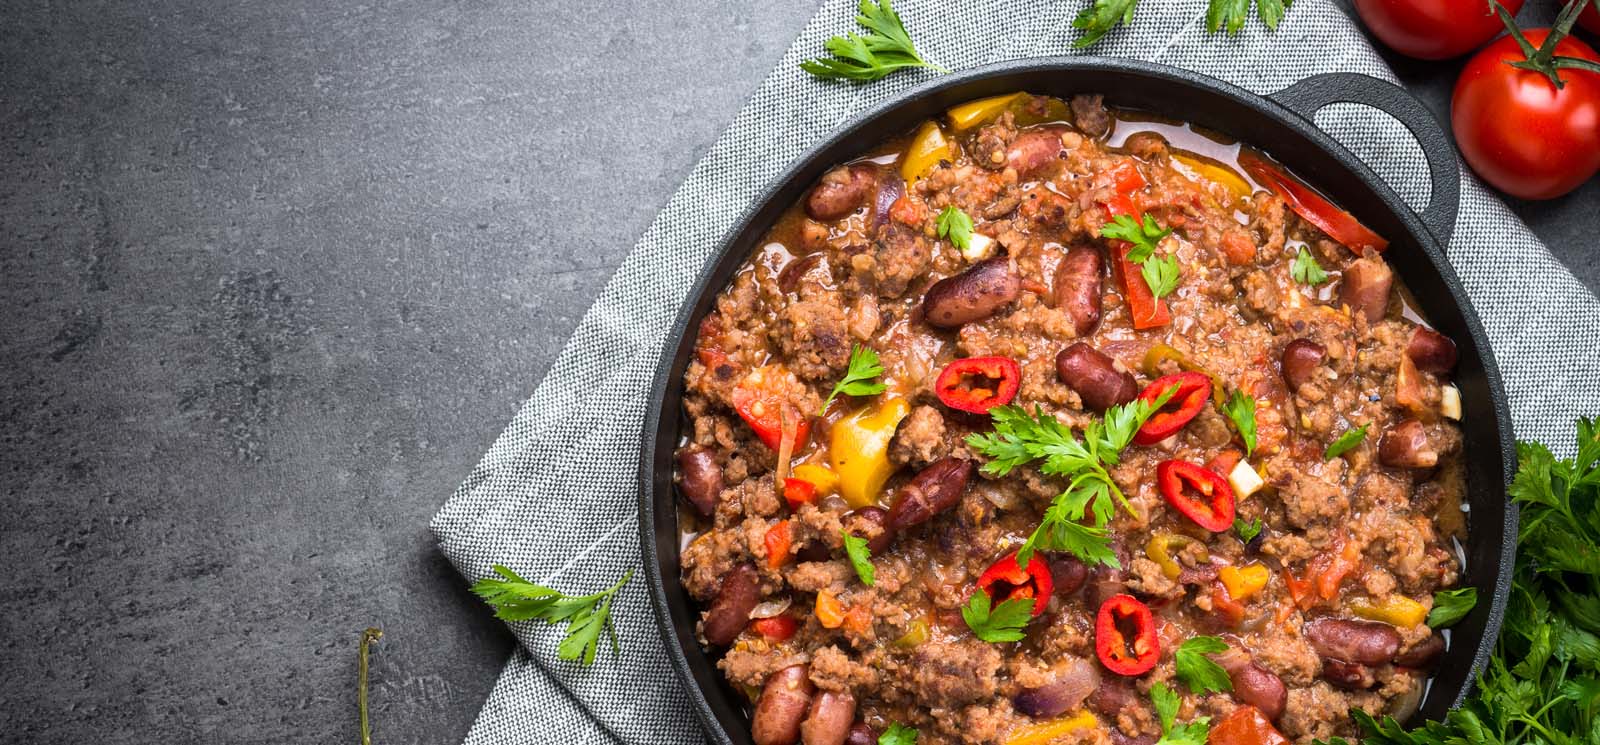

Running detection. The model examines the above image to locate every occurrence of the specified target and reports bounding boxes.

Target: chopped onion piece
[1229,460,1265,499]
[961,232,996,262]
[749,598,792,619]
[1440,384,1462,421]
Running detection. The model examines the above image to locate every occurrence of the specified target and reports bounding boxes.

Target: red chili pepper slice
[782,478,817,510]
[1095,594,1160,675]
[1096,160,1170,330]
[1157,460,1237,532]
[1133,372,1212,446]
[731,372,810,452]
[976,550,1054,617]
[749,615,798,642]
[764,521,793,569]
[934,356,1022,415]
[1238,150,1388,254]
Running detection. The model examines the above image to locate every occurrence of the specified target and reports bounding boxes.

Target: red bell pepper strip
[934,356,1022,415]
[1133,372,1212,446]
[764,521,793,569]
[749,615,798,642]
[782,478,817,510]
[1156,460,1236,532]
[1206,448,1244,476]
[731,372,810,452]
[1097,161,1171,330]
[976,550,1054,617]
[1208,705,1289,745]
[1238,150,1387,254]
[1211,580,1246,628]
[1095,594,1160,675]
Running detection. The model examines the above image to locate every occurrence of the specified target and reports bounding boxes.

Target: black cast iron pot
[640,57,1515,745]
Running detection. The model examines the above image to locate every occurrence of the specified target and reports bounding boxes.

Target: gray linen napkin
[430,0,1600,742]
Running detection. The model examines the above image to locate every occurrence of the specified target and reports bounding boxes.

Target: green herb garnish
[820,345,887,416]
[1222,391,1258,457]
[937,205,974,251]
[1151,681,1212,745]
[1142,254,1181,300]
[1291,245,1329,285]
[471,565,632,665]
[1323,423,1369,461]
[1427,587,1478,629]
[879,722,919,745]
[1074,0,1293,47]
[1174,636,1233,695]
[800,0,946,82]
[1102,213,1172,264]
[1234,516,1264,544]
[842,530,876,586]
[960,591,1034,643]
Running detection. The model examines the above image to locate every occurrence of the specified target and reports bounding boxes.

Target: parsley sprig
[820,345,887,416]
[1316,417,1600,745]
[1221,391,1258,457]
[1074,0,1293,48]
[1427,587,1477,629]
[1323,423,1369,461]
[1291,245,1329,285]
[961,591,1034,643]
[1102,215,1180,300]
[800,0,946,82]
[936,205,973,252]
[1152,681,1212,745]
[1174,636,1233,695]
[471,565,633,665]
[967,388,1176,568]
[842,530,876,586]
[1233,516,1263,544]
[879,722,919,745]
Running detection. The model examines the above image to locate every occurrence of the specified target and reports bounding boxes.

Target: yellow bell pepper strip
[815,590,846,629]
[1350,595,1429,628]
[893,617,930,649]
[1172,152,1253,199]
[901,121,953,183]
[946,93,1023,131]
[830,398,910,508]
[1219,563,1271,601]
[1004,711,1098,745]
[790,463,840,497]
[1146,533,1206,580]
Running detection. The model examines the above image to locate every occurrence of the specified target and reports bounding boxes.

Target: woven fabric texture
[429,1,1600,743]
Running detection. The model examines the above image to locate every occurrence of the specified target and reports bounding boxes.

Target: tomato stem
[1495,0,1599,88]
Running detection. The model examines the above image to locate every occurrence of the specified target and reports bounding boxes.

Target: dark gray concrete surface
[0,1,1594,743]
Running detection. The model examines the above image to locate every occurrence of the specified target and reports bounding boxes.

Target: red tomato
[1452,29,1600,200]
[1355,0,1524,59]
[1584,3,1600,37]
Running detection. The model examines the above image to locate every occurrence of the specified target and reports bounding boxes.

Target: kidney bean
[887,457,974,532]
[1083,565,1128,611]
[852,506,895,554]
[799,691,856,745]
[921,258,1021,329]
[1223,660,1287,721]
[702,564,760,647]
[871,173,906,231]
[1339,255,1394,323]
[1006,127,1067,179]
[1406,326,1458,374]
[1046,553,1088,596]
[1394,632,1446,669]
[1379,419,1439,469]
[1054,243,1104,337]
[675,446,722,517]
[844,723,876,745]
[805,165,877,222]
[752,665,815,745]
[1056,342,1138,413]
[1279,338,1326,392]
[1321,658,1377,690]
[1088,676,1140,719]
[1304,617,1401,666]
[777,253,824,295]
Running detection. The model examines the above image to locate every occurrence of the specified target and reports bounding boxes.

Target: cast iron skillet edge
[640,57,1515,745]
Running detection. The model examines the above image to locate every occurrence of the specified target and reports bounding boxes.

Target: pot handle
[1269,73,1460,246]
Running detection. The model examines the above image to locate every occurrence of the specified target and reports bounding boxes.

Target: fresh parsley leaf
[1151,682,1211,745]
[879,723,918,745]
[819,345,886,415]
[1428,587,1477,629]
[799,0,946,82]
[1291,245,1329,285]
[1174,636,1233,695]
[1142,253,1181,299]
[1233,516,1263,544]
[936,205,973,251]
[1101,213,1171,264]
[1208,0,1294,34]
[1323,423,1369,461]
[961,591,1034,643]
[1221,391,1258,457]
[1072,0,1142,48]
[471,565,632,665]
[842,530,876,586]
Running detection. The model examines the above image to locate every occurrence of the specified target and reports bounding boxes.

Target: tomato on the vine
[1354,0,1525,60]
[1582,3,1600,36]
[1452,27,1600,200]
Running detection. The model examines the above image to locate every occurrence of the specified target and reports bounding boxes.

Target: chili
[782,477,818,510]
[1157,460,1236,532]
[976,550,1054,617]
[764,521,793,569]
[1208,705,1289,745]
[934,356,1022,414]
[731,370,810,452]
[750,615,798,641]
[1132,372,1211,446]
[1095,594,1160,676]
[1098,160,1170,330]
[1238,151,1387,254]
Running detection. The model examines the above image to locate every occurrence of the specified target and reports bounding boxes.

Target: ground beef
[909,640,1002,706]
[889,404,949,466]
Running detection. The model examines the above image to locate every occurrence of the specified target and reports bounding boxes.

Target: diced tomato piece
[749,615,798,641]
[782,478,818,510]
[764,521,793,569]
[1208,705,1289,745]
[731,368,810,452]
